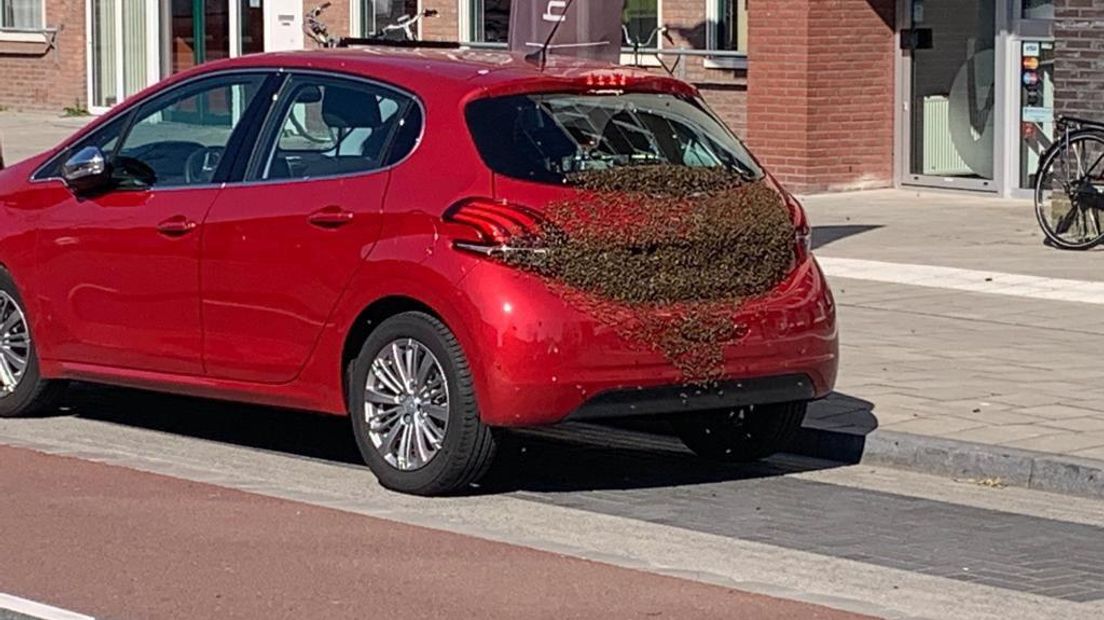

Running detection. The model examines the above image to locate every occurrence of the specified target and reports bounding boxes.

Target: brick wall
[747,0,896,193]
[1055,0,1104,119]
[661,0,748,136]
[306,0,351,42]
[0,0,86,112]
[422,0,459,41]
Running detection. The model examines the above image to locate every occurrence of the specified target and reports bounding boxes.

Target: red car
[0,48,837,495]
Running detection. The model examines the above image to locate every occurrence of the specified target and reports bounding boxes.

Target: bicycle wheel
[1034,129,1104,250]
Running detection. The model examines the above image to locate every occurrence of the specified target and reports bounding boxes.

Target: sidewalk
[801,188,1104,497]
[1,111,1103,498]
[0,111,90,166]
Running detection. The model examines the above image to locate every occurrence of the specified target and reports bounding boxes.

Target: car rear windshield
[465,91,764,185]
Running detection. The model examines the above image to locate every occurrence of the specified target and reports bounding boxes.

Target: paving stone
[949,424,1063,445]
[1004,431,1104,454]
[1073,445,1104,460]
[512,430,1104,603]
[1041,417,1104,432]
[879,416,987,436]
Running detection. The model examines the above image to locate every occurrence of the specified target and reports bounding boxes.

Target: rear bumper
[454,255,838,427]
[566,374,816,421]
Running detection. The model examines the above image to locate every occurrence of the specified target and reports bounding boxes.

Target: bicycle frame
[306,3,439,48]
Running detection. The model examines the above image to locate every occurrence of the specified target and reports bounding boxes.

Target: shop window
[1022,0,1054,20]
[0,0,43,29]
[623,0,660,49]
[708,0,748,60]
[467,0,510,43]
[359,0,420,38]
[463,0,664,62]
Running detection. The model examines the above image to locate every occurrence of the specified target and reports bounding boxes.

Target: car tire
[0,270,67,418]
[670,401,807,463]
[348,311,497,496]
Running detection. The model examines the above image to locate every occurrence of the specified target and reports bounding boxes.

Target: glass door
[170,0,231,73]
[89,0,159,111]
[905,0,997,190]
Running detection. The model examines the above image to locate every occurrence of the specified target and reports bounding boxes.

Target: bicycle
[305,2,338,47]
[621,24,681,75]
[369,8,438,41]
[306,3,438,48]
[1033,116,1104,250]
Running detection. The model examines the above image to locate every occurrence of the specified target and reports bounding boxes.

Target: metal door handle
[157,215,198,237]
[308,206,355,229]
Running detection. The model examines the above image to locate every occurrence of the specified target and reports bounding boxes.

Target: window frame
[243,71,426,185]
[32,69,279,188]
[0,0,45,31]
[351,0,422,38]
[111,71,276,190]
[705,0,749,70]
[458,0,666,67]
[620,0,664,67]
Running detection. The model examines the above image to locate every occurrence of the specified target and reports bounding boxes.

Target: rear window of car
[465,91,764,185]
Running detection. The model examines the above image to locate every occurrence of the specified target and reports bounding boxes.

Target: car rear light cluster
[446,194,812,264]
[584,72,634,88]
[786,192,813,263]
[444,198,546,254]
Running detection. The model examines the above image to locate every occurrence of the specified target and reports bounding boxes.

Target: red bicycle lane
[0,445,868,619]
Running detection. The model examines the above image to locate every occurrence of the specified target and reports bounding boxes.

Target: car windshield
[466,91,764,185]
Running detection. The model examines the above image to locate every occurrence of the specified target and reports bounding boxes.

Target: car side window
[113,74,267,188]
[32,113,132,181]
[260,76,419,181]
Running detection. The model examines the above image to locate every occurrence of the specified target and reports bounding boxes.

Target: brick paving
[803,189,1104,463]
[506,426,1104,603]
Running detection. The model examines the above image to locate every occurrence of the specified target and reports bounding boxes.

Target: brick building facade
[0,1,1074,195]
[1054,0,1104,120]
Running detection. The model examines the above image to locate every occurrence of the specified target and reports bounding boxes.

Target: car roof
[50,48,700,159]
[175,47,698,100]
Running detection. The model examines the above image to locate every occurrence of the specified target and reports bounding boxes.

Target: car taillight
[444,198,545,253]
[786,193,813,262]
[584,72,633,88]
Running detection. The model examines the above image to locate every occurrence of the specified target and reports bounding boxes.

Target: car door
[33,72,272,375]
[200,74,420,383]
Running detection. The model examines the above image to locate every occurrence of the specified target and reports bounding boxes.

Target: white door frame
[894,0,1012,194]
[85,0,162,115]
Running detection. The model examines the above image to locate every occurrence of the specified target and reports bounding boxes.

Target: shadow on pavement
[54,382,865,494]
[812,224,882,250]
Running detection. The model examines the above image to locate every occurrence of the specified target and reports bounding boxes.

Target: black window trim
[241,69,426,186]
[112,70,281,191]
[30,68,281,189]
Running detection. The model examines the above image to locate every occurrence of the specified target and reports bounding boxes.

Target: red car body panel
[0,48,838,425]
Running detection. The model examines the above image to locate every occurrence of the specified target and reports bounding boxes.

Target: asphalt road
[0,445,861,620]
[2,384,1104,619]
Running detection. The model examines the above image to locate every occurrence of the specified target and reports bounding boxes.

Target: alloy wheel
[0,291,30,397]
[364,338,450,471]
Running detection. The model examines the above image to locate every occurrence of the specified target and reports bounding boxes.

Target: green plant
[62,101,90,117]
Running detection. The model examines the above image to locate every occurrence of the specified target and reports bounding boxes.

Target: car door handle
[157,215,198,237]
[308,206,355,229]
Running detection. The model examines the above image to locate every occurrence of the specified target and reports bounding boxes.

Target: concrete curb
[792,425,1104,500]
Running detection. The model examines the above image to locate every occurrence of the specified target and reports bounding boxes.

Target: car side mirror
[61,146,111,194]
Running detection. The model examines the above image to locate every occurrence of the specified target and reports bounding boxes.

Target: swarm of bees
[503,166,796,382]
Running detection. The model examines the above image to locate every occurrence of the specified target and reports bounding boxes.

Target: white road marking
[818,256,1104,305]
[0,594,94,620]
[3,418,1102,620]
